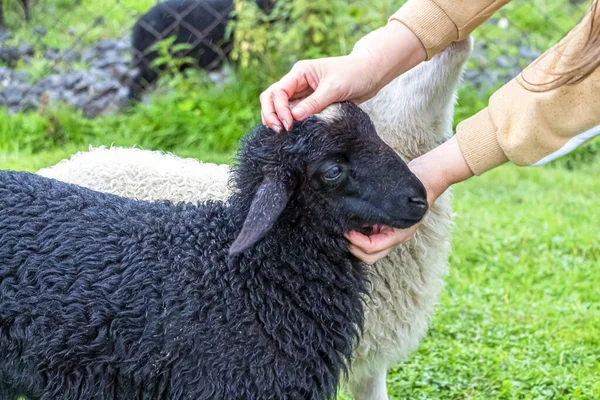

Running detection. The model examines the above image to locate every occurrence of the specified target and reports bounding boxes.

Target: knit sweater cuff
[456,108,509,176]
[389,0,457,60]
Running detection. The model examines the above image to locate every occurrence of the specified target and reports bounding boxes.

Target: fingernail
[281,120,290,131]
[272,124,283,133]
[292,107,306,120]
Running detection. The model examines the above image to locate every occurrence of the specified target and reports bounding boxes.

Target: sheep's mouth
[352,218,422,236]
[355,224,383,236]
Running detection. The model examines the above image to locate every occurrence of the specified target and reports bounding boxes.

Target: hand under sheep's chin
[345,222,423,265]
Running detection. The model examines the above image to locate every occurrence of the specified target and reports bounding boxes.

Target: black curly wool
[0,102,427,400]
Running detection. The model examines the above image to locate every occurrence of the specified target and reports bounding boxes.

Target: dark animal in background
[0,102,428,400]
[129,0,274,101]
[0,0,30,31]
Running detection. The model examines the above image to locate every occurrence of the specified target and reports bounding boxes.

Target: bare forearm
[351,20,427,93]
[408,136,474,205]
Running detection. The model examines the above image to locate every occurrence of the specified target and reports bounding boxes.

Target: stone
[96,39,117,52]
[17,43,34,57]
[463,69,480,82]
[82,48,97,63]
[74,75,95,93]
[63,50,80,63]
[62,89,76,104]
[94,49,124,68]
[12,70,30,83]
[44,48,61,61]
[34,26,48,36]
[0,66,12,81]
[1,86,25,105]
[91,80,119,97]
[63,72,84,89]
[21,95,40,112]
[496,55,516,69]
[115,40,130,51]
[110,63,130,80]
[0,46,20,64]
[519,46,541,61]
[0,31,13,42]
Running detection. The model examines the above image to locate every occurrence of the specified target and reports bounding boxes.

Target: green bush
[230,0,395,80]
[0,68,263,158]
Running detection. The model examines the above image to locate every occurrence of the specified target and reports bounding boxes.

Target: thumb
[291,85,337,121]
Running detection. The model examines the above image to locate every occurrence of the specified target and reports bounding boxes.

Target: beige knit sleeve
[456,12,600,175]
[389,0,511,59]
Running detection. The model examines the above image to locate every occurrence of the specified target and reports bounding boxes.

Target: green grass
[383,162,600,399]
[2,149,598,399]
[0,70,262,159]
[4,0,155,49]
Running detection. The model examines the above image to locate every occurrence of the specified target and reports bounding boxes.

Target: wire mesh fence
[0,0,592,117]
[465,0,590,96]
[0,0,252,117]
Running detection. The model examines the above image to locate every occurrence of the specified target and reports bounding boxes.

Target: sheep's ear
[229,177,292,256]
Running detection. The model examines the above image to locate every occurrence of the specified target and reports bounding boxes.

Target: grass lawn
[2,149,598,399]
[384,161,600,399]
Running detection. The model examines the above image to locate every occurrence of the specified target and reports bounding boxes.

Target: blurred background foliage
[0,0,596,169]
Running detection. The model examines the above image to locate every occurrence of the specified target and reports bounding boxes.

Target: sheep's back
[0,170,360,399]
[0,171,245,398]
[37,146,231,203]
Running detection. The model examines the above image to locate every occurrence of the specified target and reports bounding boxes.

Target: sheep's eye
[323,165,342,181]
[308,158,348,191]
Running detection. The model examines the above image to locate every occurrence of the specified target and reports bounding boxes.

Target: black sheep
[0,102,428,400]
[129,0,273,101]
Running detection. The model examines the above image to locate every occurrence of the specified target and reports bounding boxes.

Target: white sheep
[38,37,473,400]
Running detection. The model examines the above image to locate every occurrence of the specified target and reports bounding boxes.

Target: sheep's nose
[408,196,428,210]
[406,195,428,220]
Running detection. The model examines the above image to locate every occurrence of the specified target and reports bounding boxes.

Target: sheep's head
[229,102,428,256]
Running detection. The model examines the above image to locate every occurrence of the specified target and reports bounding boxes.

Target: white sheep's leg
[348,368,388,400]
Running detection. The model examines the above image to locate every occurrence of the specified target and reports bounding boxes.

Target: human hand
[260,54,379,132]
[347,136,473,264]
[346,223,422,265]
[260,20,426,132]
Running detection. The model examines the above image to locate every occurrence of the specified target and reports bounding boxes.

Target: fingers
[290,85,334,121]
[260,73,312,131]
[260,88,284,132]
[261,58,347,131]
[260,60,317,131]
[272,88,294,131]
[289,88,314,101]
[344,223,421,264]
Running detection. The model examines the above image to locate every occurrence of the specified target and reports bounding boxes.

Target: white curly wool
[38,37,472,400]
[345,35,472,399]
[38,146,231,203]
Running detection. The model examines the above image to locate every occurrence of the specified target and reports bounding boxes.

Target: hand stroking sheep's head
[229,101,428,255]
